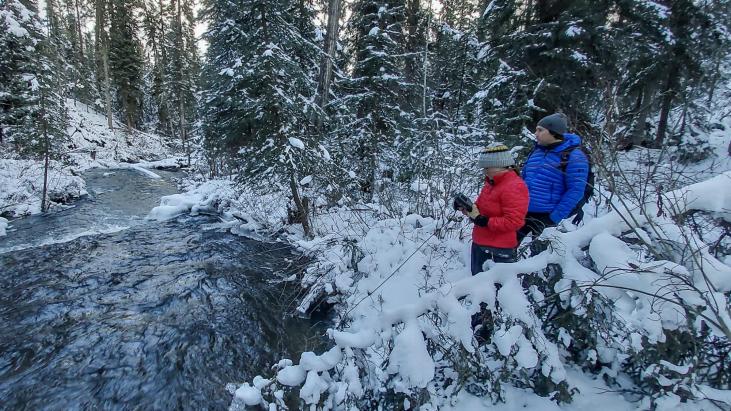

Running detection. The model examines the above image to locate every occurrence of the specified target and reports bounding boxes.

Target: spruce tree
[200,0,324,236]
[93,0,114,128]
[108,0,144,129]
[165,0,199,164]
[468,0,531,143]
[60,0,97,105]
[1,0,66,156]
[431,1,480,129]
[0,0,68,210]
[341,0,411,197]
[141,0,170,132]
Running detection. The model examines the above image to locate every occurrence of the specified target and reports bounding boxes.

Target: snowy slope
[0,100,184,219]
[63,99,181,170]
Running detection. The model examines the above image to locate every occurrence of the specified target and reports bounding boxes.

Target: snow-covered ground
[0,159,86,217]
[63,99,181,171]
[150,111,730,409]
[0,100,184,222]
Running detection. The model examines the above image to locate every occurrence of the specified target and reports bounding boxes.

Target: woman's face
[535,126,560,146]
[485,167,506,178]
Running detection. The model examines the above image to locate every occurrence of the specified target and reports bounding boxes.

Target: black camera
[452,193,473,212]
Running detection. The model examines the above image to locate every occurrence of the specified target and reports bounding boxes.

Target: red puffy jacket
[472,170,529,249]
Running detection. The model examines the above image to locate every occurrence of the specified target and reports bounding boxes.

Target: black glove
[571,209,585,225]
[473,215,489,227]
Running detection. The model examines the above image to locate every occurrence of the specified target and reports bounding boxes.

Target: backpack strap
[559,146,579,173]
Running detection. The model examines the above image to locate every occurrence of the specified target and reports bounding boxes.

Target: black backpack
[559,145,594,221]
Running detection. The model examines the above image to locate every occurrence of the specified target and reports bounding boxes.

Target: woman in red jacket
[456,144,529,275]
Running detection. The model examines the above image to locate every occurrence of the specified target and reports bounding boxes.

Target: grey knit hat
[478,144,515,168]
[537,113,568,135]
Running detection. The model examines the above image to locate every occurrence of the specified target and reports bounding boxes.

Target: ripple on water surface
[0,170,326,410]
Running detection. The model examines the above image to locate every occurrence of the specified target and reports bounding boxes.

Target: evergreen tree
[0,0,40,147]
[108,0,144,129]
[0,0,68,210]
[313,0,342,132]
[340,0,411,197]
[467,0,532,143]
[200,0,325,236]
[1,0,66,156]
[649,0,721,146]
[402,0,428,115]
[141,0,173,134]
[431,0,479,119]
[165,0,199,164]
[60,0,97,104]
[93,0,114,128]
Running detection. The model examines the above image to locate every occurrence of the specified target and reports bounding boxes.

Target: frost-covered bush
[223,162,730,410]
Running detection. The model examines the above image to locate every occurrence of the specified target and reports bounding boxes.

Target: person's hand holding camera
[453,193,484,223]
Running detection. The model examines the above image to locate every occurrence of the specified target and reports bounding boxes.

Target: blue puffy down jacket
[521,133,589,223]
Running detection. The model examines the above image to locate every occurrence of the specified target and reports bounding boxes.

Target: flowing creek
[0,169,326,410]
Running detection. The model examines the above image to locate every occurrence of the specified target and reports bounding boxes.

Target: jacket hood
[555,133,582,152]
[536,133,582,153]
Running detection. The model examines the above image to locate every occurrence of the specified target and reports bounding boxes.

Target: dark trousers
[516,212,556,244]
[470,243,517,275]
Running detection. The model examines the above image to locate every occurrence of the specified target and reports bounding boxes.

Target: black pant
[516,212,556,244]
[470,243,517,275]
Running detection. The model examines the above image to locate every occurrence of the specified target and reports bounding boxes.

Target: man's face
[535,126,559,146]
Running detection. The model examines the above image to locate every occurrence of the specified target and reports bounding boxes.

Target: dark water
[0,169,325,410]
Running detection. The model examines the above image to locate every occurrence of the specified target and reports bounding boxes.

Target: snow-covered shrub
[224,145,730,410]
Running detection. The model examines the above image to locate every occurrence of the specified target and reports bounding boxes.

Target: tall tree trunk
[74,0,84,63]
[314,0,341,131]
[95,0,113,129]
[452,35,469,121]
[40,93,50,213]
[94,0,106,95]
[102,48,114,130]
[176,0,188,160]
[404,0,421,91]
[180,98,189,167]
[626,89,644,145]
[707,54,721,104]
[655,68,677,147]
[421,0,431,118]
[159,0,173,134]
[290,174,312,238]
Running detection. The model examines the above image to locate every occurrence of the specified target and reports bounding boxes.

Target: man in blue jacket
[517,113,589,244]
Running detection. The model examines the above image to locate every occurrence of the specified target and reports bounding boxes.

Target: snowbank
[0,159,86,217]
[63,99,179,171]
[154,161,731,410]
